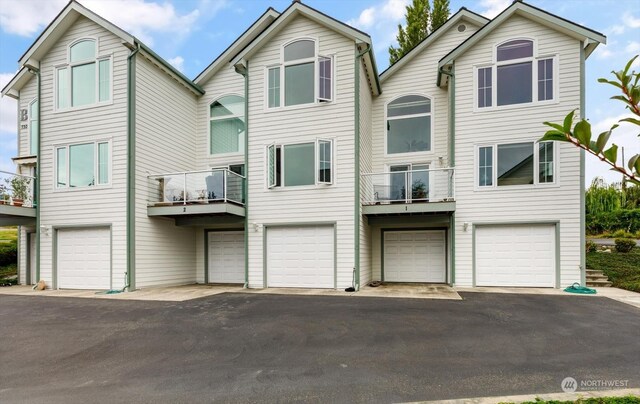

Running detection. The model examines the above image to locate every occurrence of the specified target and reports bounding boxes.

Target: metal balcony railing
[361,168,455,205]
[147,169,245,206]
[0,170,36,208]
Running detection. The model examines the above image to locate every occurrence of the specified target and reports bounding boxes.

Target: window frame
[208,93,245,157]
[54,37,113,112]
[385,162,432,202]
[474,140,558,191]
[53,140,112,191]
[264,37,335,110]
[473,37,559,111]
[384,93,434,157]
[266,138,335,189]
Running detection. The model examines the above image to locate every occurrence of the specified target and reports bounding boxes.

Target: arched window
[386,95,432,154]
[476,39,555,108]
[209,95,245,155]
[266,38,333,108]
[56,38,111,109]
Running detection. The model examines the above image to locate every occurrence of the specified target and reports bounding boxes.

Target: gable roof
[4,0,203,97]
[437,0,606,83]
[194,7,280,85]
[1,67,32,99]
[230,1,381,95]
[380,7,489,83]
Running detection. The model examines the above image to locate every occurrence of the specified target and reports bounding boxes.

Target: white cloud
[167,56,184,72]
[477,0,511,19]
[622,12,640,29]
[625,41,640,54]
[0,0,66,37]
[0,73,18,135]
[586,114,640,183]
[347,0,410,68]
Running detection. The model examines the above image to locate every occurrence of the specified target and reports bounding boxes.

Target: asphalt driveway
[0,292,638,403]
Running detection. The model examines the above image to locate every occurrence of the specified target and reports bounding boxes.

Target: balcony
[147,169,245,224]
[0,171,37,226]
[361,168,455,215]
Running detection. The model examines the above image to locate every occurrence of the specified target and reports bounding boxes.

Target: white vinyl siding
[247,15,357,289]
[134,54,198,288]
[454,14,582,287]
[36,16,128,290]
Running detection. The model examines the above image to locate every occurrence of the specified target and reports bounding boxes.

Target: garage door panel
[58,228,111,290]
[476,225,555,287]
[208,231,245,284]
[267,226,334,288]
[384,230,446,283]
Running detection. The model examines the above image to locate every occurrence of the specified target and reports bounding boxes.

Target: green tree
[541,55,640,185]
[388,0,450,65]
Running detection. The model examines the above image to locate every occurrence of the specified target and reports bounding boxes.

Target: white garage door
[475,225,555,287]
[384,230,446,283]
[208,231,244,283]
[57,228,111,289]
[267,225,334,288]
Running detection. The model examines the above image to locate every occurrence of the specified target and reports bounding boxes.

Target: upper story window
[56,38,112,110]
[55,140,110,189]
[267,139,333,188]
[477,141,555,188]
[476,39,556,109]
[29,99,38,155]
[210,95,245,155]
[267,38,333,108]
[386,95,432,155]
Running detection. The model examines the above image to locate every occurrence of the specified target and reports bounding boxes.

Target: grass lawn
[586,247,640,293]
[0,226,17,283]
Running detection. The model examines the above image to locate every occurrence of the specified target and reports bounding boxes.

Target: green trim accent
[334,222,338,289]
[363,202,455,215]
[555,222,561,288]
[204,229,209,284]
[136,42,204,95]
[262,226,267,288]
[450,214,455,285]
[354,44,369,291]
[244,61,249,289]
[147,203,245,217]
[126,45,140,291]
[439,64,456,284]
[35,69,40,284]
[579,44,586,286]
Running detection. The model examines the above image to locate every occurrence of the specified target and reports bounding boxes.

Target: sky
[0,0,639,185]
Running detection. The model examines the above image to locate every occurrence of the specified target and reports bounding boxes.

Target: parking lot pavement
[0,292,638,403]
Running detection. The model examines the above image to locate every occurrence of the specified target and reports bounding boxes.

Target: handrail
[361,167,454,176]
[147,168,245,179]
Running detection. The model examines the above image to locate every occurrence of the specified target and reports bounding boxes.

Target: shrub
[0,243,17,267]
[586,240,598,253]
[612,229,634,238]
[586,208,640,235]
[615,238,636,253]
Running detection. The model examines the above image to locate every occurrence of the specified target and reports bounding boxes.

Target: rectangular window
[98,59,110,102]
[318,56,332,102]
[284,143,315,186]
[29,100,38,155]
[477,67,492,108]
[318,139,332,184]
[538,58,553,101]
[497,142,534,186]
[267,140,334,188]
[56,148,67,187]
[71,63,96,107]
[497,62,532,106]
[57,68,69,109]
[284,63,314,106]
[98,142,109,184]
[56,141,109,189]
[538,142,554,183]
[478,146,493,187]
[268,67,280,108]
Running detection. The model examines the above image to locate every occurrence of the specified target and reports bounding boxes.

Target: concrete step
[586,269,604,276]
[587,280,612,287]
[586,275,610,281]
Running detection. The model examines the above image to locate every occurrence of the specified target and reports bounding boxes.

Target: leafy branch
[541,55,640,186]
